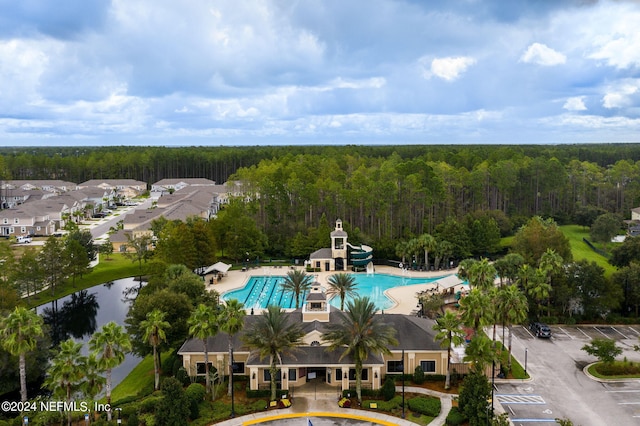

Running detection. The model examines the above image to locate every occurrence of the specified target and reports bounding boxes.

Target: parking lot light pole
[524,348,528,377]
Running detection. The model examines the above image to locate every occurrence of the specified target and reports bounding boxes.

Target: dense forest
[2,144,640,258]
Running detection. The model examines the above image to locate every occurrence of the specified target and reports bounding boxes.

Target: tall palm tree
[82,354,106,420]
[326,273,358,311]
[457,258,477,282]
[395,240,411,266]
[45,339,86,426]
[243,305,305,402]
[539,248,564,315]
[496,285,528,371]
[89,321,132,420]
[281,269,313,309]
[522,268,551,320]
[494,253,525,286]
[141,309,170,391]
[467,257,497,291]
[418,233,437,271]
[322,297,398,403]
[220,299,245,396]
[187,304,218,396]
[433,311,465,389]
[459,288,493,335]
[463,334,499,375]
[0,306,44,402]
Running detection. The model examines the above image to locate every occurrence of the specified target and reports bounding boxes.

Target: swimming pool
[222,273,451,311]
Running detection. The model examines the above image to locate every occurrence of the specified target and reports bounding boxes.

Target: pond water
[36,278,142,388]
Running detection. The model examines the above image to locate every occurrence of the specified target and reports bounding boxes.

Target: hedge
[407,396,441,417]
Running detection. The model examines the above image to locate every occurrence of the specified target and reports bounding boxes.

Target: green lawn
[559,225,616,277]
[111,351,163,403]
[25,253,140,307]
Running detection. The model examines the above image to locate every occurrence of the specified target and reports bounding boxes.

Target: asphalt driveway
[495,324,640,425]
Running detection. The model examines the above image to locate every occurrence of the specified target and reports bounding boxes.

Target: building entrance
[306,367,327,382]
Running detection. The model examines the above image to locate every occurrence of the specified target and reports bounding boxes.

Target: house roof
[310,248,333,259]
[177,310,442,362]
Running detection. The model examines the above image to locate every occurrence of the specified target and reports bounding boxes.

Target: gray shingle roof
[177,311,441,360]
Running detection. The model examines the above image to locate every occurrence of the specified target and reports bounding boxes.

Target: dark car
[530,322,552,338]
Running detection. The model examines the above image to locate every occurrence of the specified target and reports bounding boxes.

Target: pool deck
[208,265,463,315]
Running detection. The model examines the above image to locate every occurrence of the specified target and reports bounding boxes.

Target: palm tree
[539,248,564,315]
[459,288,493,335]
[322,297,398,403]
[457,258,477,282]
[82,354,106,420]
[219,299,245,396]
[243,305,305,402]
[463,334,499,374]
[496,285,528,371]
[45,339,86,426]
[433,311,465,389]
[395,240,411,266]
[326,273,358,311]
[523,268,551,320]
[418,233,437,271]
[141,309,170,391]
[187,304,218,396]
[0,306,44,402]
[89,321,132,420]
[467,257,496,291]
[281,269,313,309]
[494,253,525,286]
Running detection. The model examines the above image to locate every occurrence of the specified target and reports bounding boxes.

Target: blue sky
[0,0,639,146]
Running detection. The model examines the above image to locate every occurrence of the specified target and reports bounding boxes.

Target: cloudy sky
[1,0,639,146]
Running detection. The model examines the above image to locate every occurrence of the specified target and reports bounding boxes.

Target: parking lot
[509,323,640,344]
[494,324,640,425]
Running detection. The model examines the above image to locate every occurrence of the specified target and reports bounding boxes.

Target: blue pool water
[222,273,450,311]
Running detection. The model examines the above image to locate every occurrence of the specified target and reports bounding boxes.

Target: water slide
[346,242,373,267]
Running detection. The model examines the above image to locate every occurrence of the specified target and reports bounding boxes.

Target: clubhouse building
[178,284,451,392]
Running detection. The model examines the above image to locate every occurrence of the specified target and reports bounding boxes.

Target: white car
[16,235,32,243]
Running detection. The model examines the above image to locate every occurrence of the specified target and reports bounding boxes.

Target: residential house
[151,178,217,195]
[0,203,55,237]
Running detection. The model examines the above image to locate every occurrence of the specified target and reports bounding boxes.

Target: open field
[559,225,616,277]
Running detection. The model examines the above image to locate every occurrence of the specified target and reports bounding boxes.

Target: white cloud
[563,97,587,111]
[587,7,640,69]
[520,43,566,66]
[422,56,476,82]
[602,83,639,109]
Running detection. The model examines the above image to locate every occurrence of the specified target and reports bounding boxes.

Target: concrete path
[213,385,455,425]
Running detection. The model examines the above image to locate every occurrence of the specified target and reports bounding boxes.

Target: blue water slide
[347,243,373,266]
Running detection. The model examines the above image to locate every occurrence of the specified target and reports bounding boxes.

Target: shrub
[413,366,425,385]
[408,396,441,417]
[445,406,467,425]
[381,377,396,401]
[246,388,271,398]
[175,366,190,386]
[140,413,155,426]
[171,356,183,377]
[138,395,163,413]
[185,383,206,419]
[185,383,206,402]
[126,412,139,426]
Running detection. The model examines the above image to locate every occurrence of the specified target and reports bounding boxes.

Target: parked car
[16,235,32,244]
[92,212,106,218]
[530,322,552,338]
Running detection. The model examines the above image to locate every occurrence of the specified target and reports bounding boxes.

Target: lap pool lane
[494,324,640,425]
